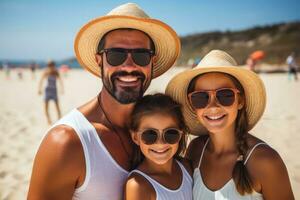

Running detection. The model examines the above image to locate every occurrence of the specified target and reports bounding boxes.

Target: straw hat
[165,50,266,135]
[74,3,180,78]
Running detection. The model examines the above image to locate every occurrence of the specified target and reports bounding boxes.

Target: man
[27,3,180,200]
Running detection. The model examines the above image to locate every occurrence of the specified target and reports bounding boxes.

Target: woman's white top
[193,138,265,200]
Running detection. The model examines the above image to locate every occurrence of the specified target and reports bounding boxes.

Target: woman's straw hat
[74,3,180,78]
[166,50,266,135]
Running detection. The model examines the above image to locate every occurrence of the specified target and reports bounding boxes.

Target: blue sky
[1,0,300,61]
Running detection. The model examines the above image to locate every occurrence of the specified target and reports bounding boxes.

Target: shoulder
[246,135,282,168]
[125,172,155,200]
[28,125,85,198]
[185,135,209,167]
[37,125,84,169]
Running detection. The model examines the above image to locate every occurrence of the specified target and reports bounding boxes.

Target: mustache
[111,71,146,81]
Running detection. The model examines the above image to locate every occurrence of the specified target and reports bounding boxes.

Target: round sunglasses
[188,88,240,109]
[99,48,154,67]
[137,128,183,145]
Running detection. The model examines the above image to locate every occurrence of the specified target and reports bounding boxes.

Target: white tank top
[129,160,193,200]
[193,138,265,200]
[53,109,128,200]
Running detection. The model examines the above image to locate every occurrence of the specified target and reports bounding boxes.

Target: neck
[142,158,175,175]
[100,89,134,129]
[208,125,237,154]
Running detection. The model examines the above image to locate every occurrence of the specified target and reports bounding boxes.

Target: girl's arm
[124,173,155,200]
[249,145,294,200]
[38,71,47,95]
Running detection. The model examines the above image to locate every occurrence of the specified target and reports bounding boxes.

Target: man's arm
[27,125,85,200]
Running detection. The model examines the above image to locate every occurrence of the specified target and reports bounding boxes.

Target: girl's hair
[188,72,253,195]
[129,93,188,169]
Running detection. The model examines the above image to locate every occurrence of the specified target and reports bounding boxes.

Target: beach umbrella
[250,50,265,61]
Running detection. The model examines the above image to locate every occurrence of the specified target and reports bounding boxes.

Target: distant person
[30,62,37,79]
[286,52,298,81]
[125,93,192,200]
[38,60,64,125]
[16,66,24,80]
[166,50,294,200]
[2,62,10,79]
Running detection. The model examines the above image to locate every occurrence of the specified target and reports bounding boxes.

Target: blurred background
[1,0,300,199]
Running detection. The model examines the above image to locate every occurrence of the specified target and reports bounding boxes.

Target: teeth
[118,76,138,82]
[152,149,169,153]
[207,115,224,120]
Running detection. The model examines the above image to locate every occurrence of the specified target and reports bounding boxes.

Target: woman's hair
[128,93,188,169]
[188,72,253,195]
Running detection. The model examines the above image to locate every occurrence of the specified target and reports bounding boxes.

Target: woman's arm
[249,145,294,200]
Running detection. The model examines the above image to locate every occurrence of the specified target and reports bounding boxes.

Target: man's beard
[102,70,150,104]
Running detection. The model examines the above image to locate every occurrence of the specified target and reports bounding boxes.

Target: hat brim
[74,15,180,78]
[166,66,266,136]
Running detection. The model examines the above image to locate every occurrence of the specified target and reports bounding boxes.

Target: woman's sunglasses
[99,48,154,67]
[188,88,240,109]
[137,128,183,145]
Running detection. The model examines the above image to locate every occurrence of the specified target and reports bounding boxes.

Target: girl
[124,93,193,200]
[166,50,294,200]
[38,60,64,125]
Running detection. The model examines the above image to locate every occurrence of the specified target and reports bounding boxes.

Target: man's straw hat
[166,50,266,135]
[74,3,180,78]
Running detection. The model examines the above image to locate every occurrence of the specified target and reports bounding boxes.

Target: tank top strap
[197,138,210,168]
[244,142,267,165]
[175,160,193,182]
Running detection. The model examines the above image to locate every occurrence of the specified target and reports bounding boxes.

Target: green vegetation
[179,22,300,66]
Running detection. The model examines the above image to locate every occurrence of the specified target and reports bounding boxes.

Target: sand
[0,68,299,199]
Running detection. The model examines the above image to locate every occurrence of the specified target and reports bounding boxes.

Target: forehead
[138,113,178,130]
[194,72,236,90]
[104,29,151,49]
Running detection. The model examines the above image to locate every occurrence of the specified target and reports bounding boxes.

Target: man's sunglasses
[188,88,240,109]
[99,48,154,67]
[137,128,183,145]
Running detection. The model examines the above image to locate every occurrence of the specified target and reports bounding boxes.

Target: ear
[130,131,140,146]
[237,95,245,110]
[95,54,102,67]
[152,55,158,64]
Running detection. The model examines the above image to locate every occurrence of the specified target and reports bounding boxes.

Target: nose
[155,134,166,145]
[122,53,137,69]
[206,94,219,108]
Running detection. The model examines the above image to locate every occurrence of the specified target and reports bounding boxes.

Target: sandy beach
[0,68,299,199]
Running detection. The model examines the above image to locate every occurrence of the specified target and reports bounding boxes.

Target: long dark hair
[128,93,188,169]
[188,72,253,195]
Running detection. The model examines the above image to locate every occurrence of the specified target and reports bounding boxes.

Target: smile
[205,114,226,121]
[150,148,170,154]
[115,75,142,87]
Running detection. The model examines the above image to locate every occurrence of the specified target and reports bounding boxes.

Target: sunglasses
[99,48,154,67]
[188,88,240,109]
[137,128,183,145]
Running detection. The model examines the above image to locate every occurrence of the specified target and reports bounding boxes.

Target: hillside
[179,22,300,66]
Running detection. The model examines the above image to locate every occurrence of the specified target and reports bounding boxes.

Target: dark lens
[164,129,181,144]
[141,129,158,145]
[216,89,235,106]
[106,49,127,66]
[190,92,209,109]
[132,49,151,66]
